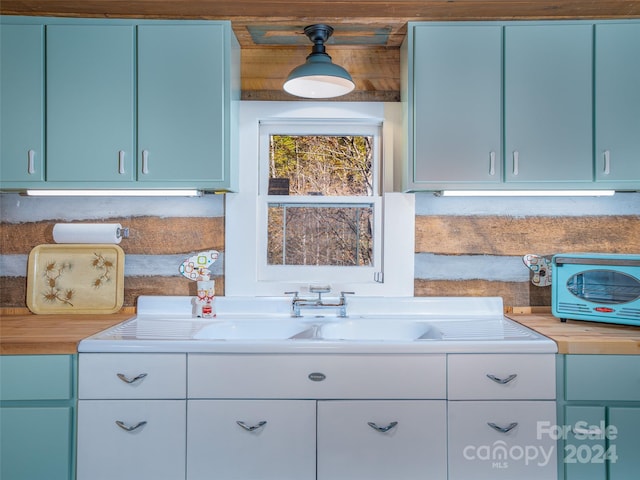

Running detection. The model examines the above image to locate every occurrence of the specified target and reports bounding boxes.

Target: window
[225,101,414,297]
[257,122,382,283]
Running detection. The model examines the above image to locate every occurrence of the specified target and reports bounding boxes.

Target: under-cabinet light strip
[25,189,203,197]
[439,190,616,197]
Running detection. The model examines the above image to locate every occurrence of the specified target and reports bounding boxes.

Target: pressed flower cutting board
[26,244,125,314]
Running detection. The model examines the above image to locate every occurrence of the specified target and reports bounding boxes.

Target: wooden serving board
[26,244,125,314]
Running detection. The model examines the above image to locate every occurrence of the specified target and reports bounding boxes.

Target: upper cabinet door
[0,24,45,184]
[504,24,593,183]
[46,25,135,183]
[595,23,640,185]
[137,25,227,186]
[410,25,502,187]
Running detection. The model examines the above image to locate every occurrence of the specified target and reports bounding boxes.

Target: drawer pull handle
[117,373,148,384]
[236,421,267,432]
[367,421,398,433]
[115,420,147,432]
[486,373,517,385]
[488,422,518,434]
[572,426,603,436]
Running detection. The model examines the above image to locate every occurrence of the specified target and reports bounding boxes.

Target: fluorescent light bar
[25,189,202,197]
[439,190,616,197]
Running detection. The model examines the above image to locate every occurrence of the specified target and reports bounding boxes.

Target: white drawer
[188,354,446,399]
[79,353,186,399]
[448,354,556,400]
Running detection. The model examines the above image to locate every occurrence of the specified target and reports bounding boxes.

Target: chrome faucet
[285,286,354,318]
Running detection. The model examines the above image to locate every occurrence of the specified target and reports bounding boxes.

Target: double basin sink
[193,317,442,342]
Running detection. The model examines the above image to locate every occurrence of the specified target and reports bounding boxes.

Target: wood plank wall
[413,193,640,307]
[1,192,639,310]
[0,194,225,309]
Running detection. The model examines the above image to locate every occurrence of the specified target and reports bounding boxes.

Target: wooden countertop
[508,311,640,355]
[2,308,639,355]
[0,310,134,355]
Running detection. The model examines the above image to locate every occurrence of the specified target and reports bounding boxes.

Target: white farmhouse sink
[317,319,441,341]
[194,320,308,340]
[78,296,558,353]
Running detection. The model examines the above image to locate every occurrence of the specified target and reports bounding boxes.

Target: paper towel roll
[53,223,123,244]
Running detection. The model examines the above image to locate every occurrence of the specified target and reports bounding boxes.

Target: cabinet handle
[115,420,147,432]
[142,150,149,175]
[116,372,148,384]
[572,426,603,436]
[512,151,519,176]
[603,150,611,175]
[118,150,126,174]
[27,149,36,174]
[367,421,398,433]
[236,420,267,432]
[488,422,518,434]
[489,151,496,176]
[486,373,517,385]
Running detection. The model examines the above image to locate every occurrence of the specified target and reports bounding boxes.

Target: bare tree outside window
[267,135,374,266]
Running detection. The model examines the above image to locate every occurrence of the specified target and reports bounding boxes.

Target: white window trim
[225,101,414,297]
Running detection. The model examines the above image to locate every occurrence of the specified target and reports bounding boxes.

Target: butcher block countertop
[508,309,640,355]
[0,309,134,355]
[1,307,639,355]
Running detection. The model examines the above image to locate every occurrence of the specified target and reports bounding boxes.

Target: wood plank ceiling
[2,1,640,101]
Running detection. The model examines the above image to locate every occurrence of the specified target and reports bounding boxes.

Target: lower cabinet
[0,355,75,480]
[448,400,557,479]
[560,355,640,480]
[447,354,558,480]
[76,400,186,480]
[77,352,557,480]
[187,400,316,480]
[317,400,447,480]
[187,399,447,480]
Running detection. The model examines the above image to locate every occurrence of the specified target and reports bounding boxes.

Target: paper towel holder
[52,223,130,244]
[116,227,130,239]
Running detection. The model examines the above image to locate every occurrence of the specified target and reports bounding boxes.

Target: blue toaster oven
[552,253,640,326]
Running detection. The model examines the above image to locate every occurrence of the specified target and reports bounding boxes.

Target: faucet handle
[284,291,299,299]
[340,291,355,298]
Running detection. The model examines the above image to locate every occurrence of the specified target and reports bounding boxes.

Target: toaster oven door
[565,269,640,304]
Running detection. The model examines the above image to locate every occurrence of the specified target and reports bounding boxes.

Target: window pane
[269,135,373,196]
[268,203,373,266]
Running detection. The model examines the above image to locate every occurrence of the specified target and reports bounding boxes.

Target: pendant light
[283,24,355,99]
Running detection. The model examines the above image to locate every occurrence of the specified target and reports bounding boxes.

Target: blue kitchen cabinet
[0,355,76,480]
[404,21,595,191]
[46,24,135,184]
[559,355,640,480]
[0,16,239,192]
[0,24,45,186]
[594,23,640,187]
[407,25,503,189]
[504,24,593,183]
[137,24,238,190]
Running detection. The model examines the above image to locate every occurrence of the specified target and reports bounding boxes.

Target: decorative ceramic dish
[26,244,125,314]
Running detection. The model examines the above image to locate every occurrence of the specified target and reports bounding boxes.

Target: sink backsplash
[2,192,639,309]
